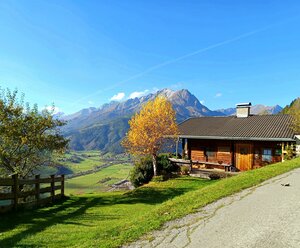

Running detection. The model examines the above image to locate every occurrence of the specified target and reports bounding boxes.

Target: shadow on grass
[0,197,109,247]
[0,177,213,247]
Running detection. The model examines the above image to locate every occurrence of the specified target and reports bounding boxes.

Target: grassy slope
[1,157,300,247]
[34,151,105,177]
[35,166,58,177]
[58,151,104,174]
[34,151,132,195]
[65,163,132,195]
[0,177,212,247]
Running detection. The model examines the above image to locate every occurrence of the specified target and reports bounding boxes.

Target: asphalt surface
[125,168,300,248]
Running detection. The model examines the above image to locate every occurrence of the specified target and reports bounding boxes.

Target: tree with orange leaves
[122,97,179,176]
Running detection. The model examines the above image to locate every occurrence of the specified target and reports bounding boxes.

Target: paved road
[126,168,300,248]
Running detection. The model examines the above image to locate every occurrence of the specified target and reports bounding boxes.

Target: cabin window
[275,149,282,156]
[218,146,230,153]
[262,149,272,162]
[254,149,260,159]
[206,147,216,159]
[240,147,248,155]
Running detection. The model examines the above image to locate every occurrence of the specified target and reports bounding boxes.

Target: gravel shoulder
[125,168,300,248]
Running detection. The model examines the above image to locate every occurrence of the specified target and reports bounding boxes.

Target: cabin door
[235,143,253,171]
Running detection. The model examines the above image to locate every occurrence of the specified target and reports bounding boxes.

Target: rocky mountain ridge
[62,89,283,153]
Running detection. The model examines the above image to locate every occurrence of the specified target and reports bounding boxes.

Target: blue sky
[0,0,300,114]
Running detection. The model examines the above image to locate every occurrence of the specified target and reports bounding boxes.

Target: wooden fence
[0,174,64,213]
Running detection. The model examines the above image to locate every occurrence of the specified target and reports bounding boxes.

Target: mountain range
[61,89,283,153]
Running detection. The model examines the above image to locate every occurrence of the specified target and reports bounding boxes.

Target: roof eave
[178,135,295,142]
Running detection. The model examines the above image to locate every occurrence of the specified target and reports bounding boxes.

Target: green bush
[130,154,180,187]
[284,145,294,160]
[130,156,153,187]
[151,175,165,182]
[208,173,221,180]
[169,153,182,159]
[180,166,190,175]
[157,153,180,174]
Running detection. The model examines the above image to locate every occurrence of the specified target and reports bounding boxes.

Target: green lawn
[0,177,213,248]
[65,163,133,195]
[1,157,300,248]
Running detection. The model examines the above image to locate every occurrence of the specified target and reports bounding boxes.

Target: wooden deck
[168,158,192,164]
[192,161,233,172]
[168,158,234,172]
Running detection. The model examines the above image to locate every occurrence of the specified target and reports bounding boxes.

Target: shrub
[209,173,221,180]
[284,145,294,160]
[157,154,180,174]
[169,153,182,159]
[130,154,181,187]
[180,166,190,175]
[151,175,165,182]
[129,156,153,187]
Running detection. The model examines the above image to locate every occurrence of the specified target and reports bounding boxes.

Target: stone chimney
[236,102,251,118]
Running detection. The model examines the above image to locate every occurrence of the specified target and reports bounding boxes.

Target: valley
[36,150,133,195]
[1,2,300,247]
[61,88,283,154]
[65,163,132,195]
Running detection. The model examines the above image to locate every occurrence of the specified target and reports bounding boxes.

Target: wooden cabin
[178,103,297,172]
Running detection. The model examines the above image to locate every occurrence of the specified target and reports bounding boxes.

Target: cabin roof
[179,115,295,141]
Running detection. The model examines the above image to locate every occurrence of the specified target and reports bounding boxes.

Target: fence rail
[0,174,64,213]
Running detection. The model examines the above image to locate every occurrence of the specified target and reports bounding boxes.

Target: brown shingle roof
[179,115,295,141]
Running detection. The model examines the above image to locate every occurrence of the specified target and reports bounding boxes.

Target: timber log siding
[189,139,233,166]
[179,114,297,171]
[185,139,289,171]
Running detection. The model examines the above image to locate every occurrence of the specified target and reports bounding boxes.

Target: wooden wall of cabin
[187,139,284,169]
[252,141,283,168]
[188,139,232,165]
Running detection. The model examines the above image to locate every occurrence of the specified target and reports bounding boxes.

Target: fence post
[50,175,55,203]
[61,175,65,197]
[35,175,40,206]
[12,174,19,210]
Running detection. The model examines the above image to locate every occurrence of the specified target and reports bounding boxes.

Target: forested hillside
[63,89,284,153]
